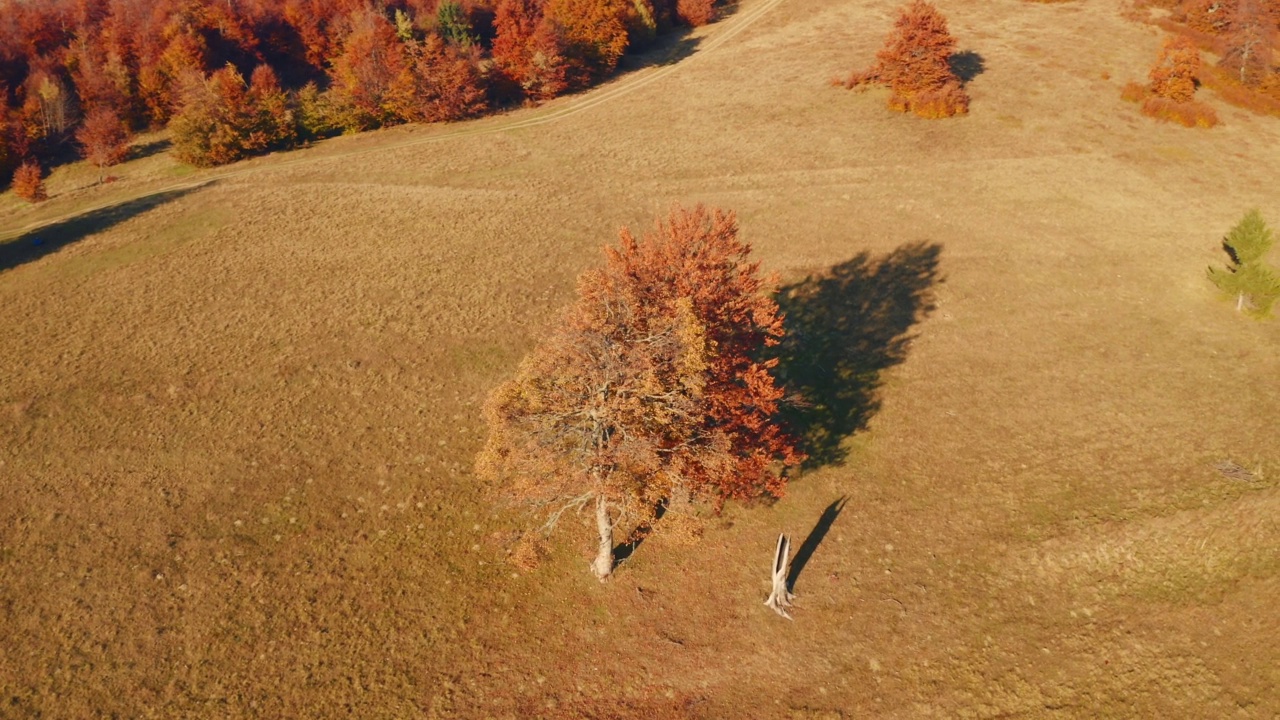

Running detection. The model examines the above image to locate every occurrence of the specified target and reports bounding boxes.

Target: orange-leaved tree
[1127,35,1219,127]
[13,160,47,203]
[545,0,630,89]
[493,0,570,102]
[76,106,133,176]
[845,0,969,118]
[387,34,488,122]
[478,205,802,580]
[1149,34,1203,102]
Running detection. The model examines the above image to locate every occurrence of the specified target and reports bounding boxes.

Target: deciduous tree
[327,5,408,129]
[478,205,801,580]
[845,0,969,118]
[388,34,488,122]
[12,160,48,203]
[545,0,630,89]
[1150,35,1202,102]
[76,106,133,174]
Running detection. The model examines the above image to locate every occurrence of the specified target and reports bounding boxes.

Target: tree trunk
[765,533,795,619]
[591,495,614,581]
[1238,291,1245,312]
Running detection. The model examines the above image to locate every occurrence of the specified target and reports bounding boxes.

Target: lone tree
[76,107,133,179]
[478,205,802,580]
[845,0,969,118]
[1208,209,1280,317]
[12,161,47,203]
[1131,35,1220,128]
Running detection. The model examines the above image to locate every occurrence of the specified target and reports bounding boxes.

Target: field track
[0,0,788,243]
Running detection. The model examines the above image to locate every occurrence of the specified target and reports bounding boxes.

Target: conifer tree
[1208,209,1280,317]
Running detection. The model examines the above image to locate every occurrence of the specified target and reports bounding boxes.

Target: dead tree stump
[765,533,795,619]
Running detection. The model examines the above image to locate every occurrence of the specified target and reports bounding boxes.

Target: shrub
[13,161,47,203]
[845,0,970,118]
[1140,95,1221,126]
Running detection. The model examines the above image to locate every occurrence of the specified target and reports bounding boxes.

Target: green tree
[1208,209,1280,317]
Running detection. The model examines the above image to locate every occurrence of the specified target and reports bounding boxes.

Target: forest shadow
[616,27,700,72]
[787,496,847,592]
[770,242,942,469]
[129,138,173,162]
[949,51,986,84]
[0,185,206,273]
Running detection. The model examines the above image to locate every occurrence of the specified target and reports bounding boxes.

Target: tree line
[0,0,720,187]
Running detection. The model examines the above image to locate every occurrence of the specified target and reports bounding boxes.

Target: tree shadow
[129,138,173,162]
[949,51,986,84]
[770,242,942,469]
[612,498,669,569]
[786,496,848,592]
[0,186,207,273]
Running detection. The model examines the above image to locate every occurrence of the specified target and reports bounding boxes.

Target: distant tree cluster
[0,0,722,184]
[1142,0,1280,115]
[1122,36,1220,127]
[478,205,802,580]
[843,0,970,119]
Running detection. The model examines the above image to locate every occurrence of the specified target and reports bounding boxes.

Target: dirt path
[0,0,787,244]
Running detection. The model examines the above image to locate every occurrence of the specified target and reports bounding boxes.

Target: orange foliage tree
[1127,35,1220,127]
[327,6,408,129]
[478,205,802,580]
[675,0,716,27]
[171,64,296,167]
[845,0,969,118]
[12,160,47,203]
[388,34,488,122]
[545,0,630,89]
[1150,34,1203,101]
[76,106,133,173]
[493,0,570,102]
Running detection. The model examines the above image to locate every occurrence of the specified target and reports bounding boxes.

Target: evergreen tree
[1208,209,1280,317]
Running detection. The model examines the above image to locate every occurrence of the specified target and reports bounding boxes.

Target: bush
[13,161,47,203]
[1140,96,1220,126]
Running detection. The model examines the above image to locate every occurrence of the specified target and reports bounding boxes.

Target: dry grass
[2,0,1279,717]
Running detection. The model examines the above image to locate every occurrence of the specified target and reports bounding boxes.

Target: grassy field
[2,0,1278,716]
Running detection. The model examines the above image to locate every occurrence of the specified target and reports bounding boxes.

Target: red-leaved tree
[845,0,969,118]
[478,205,801,580]
[76,106,133,176]
[493,0,571,102]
